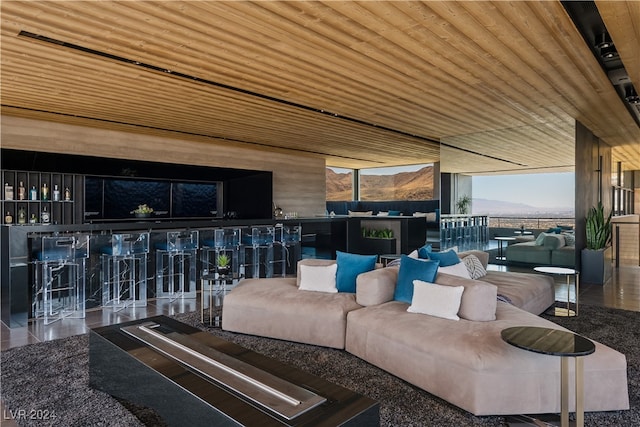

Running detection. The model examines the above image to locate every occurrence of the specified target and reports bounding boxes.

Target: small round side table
[502,326,595,427]
[534,266,579,317]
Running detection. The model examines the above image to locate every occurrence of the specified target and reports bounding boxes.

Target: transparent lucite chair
[100,232,149,311]
[200,227,241,326]
[155,230,199,300]
[242,226,275,278]
[32,234,89,325]
[273,225,302,277]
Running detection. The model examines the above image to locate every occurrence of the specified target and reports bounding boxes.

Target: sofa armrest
[356,266,398,306]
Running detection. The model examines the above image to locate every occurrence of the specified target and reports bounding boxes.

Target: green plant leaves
[585,201,612,250]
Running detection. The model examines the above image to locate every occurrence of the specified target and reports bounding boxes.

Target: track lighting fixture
[625,86,640,104]
[600,45,618,59]
[595,32,613,49]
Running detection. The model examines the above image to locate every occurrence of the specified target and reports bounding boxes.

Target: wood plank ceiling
[1,1,639,173]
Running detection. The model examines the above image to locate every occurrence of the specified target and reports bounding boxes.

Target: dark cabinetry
[1,170,82,225]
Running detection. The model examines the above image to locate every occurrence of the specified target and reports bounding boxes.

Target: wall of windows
[326,164,434,201]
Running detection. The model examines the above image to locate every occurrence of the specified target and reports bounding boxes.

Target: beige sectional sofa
[222,251,629,416]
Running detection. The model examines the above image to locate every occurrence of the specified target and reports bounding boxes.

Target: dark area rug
[1,304,639,426]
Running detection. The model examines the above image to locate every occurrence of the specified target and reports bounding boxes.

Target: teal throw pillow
[426,249,461,267]
[394,255,440,303]
[336,251,377,293]
[388,210,402,216]
[417,243,433,259]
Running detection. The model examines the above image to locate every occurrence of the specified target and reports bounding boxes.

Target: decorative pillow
[412,212,427,217]
[296,259,336,287]
[462,254,487,279]
[336,251,377,293]
[394,255,440,303]
[426,249,461,267]
[298,264,338,293]
[376,211,389,216]
[535,232,548,245]
[545,227,562,234]
[562,232,576,246]
[407,280,464,321]
[543,234,566,250]
[388,210,402,216]
[425,212,437,222]
[438,262,471,279]
[417,243,433,259]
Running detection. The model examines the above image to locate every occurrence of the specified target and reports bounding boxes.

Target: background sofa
[505,232,575,267]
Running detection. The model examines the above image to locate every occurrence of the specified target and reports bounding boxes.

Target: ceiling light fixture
[595,32,613,49]
[625,86,640,105]
[600,45,618,59]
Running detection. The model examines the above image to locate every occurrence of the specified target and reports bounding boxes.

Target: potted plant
[216,253,231,276]
[456,195,471,215]
[581,201,613,285]
[131,204,153,218]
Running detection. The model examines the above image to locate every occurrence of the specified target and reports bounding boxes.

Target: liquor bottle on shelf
[53,185,60,201]
[18,182,26,200]
[41,206,50,224]
[17,207,26,224]
[5,211,13,224]
[4,183,14,200]
[29,186,38,201]
[41,183,49,201]
[29,213,37,224]
[64,187,71,201]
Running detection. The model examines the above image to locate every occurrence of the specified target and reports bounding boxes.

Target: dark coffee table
[90,315,378,426]
[501,326,595,427]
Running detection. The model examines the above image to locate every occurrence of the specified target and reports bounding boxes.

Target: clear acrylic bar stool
[155,230,199,300]
[273,225,302,277]
[32,234,89,325]
[242,226,275,278]
[100,232,149,311]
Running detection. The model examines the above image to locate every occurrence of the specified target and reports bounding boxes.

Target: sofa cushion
[461,254,487,279]
[543,233,566,250]
[356,266,398,306]
[426,249,460,266]
[394,255,440,303]
[438,261,471,279]
[482,271,554,315]
[434,272,497,321]
[562,232,576,246]
[298,263,338,293]
[336,251,377,293]
[417,243,432,258]
[408,280,464,320]
[535,232,548,245]
[296,259,336,287]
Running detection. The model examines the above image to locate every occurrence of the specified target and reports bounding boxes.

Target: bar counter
[1,215,426,327]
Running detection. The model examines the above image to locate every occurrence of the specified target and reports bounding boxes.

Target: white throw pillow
[408,280,464,321]
[438,261,472,279]
[462,254,487,279]
[298,264,338,293]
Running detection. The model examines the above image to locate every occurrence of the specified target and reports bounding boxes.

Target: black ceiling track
[561,1,640,128]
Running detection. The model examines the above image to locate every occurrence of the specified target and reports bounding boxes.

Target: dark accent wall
[1,148,273,221]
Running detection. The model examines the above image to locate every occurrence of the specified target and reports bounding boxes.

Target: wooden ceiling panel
[1,1,639,172]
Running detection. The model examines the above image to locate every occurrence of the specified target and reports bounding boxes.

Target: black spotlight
[600,45,618,59]
[625,86,640,104]
[595,32,613,49]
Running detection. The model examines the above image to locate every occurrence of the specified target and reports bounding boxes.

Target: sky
[472,172,575,209]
